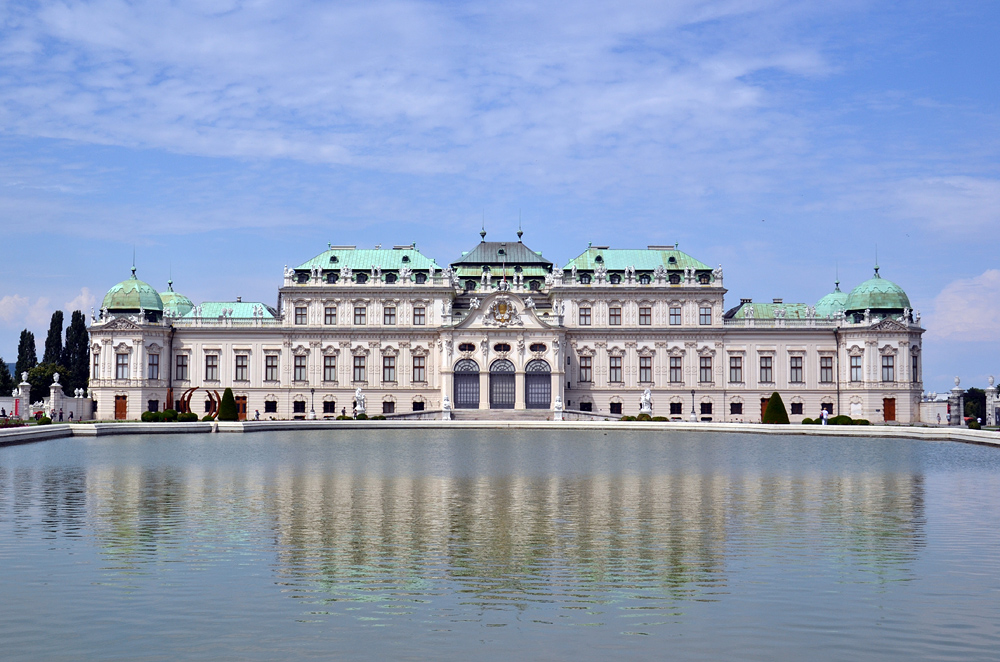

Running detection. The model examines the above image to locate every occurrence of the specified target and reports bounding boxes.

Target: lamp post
[309,387,317,420]
[690,389,697,422]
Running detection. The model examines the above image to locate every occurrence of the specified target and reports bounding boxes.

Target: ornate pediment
[870,318,908,332]
[456,292,552,330]
[483,295,523,327]
[102,317,141,331]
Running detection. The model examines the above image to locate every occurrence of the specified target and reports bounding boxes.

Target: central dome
[102,267,164,314]
[844,267,910,314]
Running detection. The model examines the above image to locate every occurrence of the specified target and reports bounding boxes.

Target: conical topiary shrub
[762,392,790,424]
[217,387,239,421]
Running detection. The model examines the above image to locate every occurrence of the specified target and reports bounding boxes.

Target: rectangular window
[791,402,804,415]
[147,400,159,413]
[700,357,712,383]
[116,353,129,380]
[323,401,337,414]
[669,307,682,325]
[175,355,188,381]
[265,355,278,381]
[412,356,426,382]
[383,307,396,325]
[324,306,337,325]
[295,306,307,325]
[670,402,683,415]
[609,356,622,383]
[639,307,651,326]
[293,401,306,414]
[383,356,396,382]
[579,402,593,412]
[353,356,366,382]
[93,353,100,378]
[699,307,712,325]
[609,307,621,326]
[147,354,159,380]
[412,401,425,412]
[729,356,743,383]
[790,356,803,383]
[413,307,426,325]
[911,355,919,382]
[354,306,367,325]
[760,356,773,383]
[670,357,682,383]
[205,355,218,381]
[382,401,395,414]
[235,354,248,381]
[851,356,863,382]
[730,402,743,415]
[264,400,277,413]
[610,402,623,415]
[579,356,592,382]
[882,355,895,382]
[639,356,652,383]
[579,307,591,326]
[323,356,336,382]
[700,402,713,415]
[820,357,833,383]
[293,355,307,382]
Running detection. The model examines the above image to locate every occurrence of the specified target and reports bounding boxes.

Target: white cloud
[0,294,29,323]
[26,297,52,328]
[925,270,1000,341]
[65,287,96,313]
[892,177,1000,231]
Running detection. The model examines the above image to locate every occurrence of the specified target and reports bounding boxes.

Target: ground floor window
[610,402,622,415]
[412,401,425,412]
[147,400,159,412]
[790,402,804,415]
[293,401,306,414]
[700,402,713,415]
[730,402,743,415]
[821,403,833,414]
[383,401,395,414]
[264,401,277,413]
[323,401,336,414]
[670,402,683,415]
[579,402,593,412]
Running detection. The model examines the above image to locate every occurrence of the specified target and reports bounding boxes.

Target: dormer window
[595,255,603,262]
[356,273,369,284]
[402,255,410,262]
[669,274,681,285]
[609,274,621,284]
[385,273,397,284]
[639,274,651,285]
[415,273,427,284]
[326,272,338,283]
[330,256,338,263]
[465,280,477,291]
[699,273,710,284]
[579,274,592,284]
[514,265,522,273]
[668,256,677,265]
[296,272,308,284]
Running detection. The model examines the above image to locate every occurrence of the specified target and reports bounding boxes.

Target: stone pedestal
[18,374,31,421]
[442,396,453,421]
[553,396,564,422]
[986,376,997,427]
[49,373,65,421]
[948,377,964,426]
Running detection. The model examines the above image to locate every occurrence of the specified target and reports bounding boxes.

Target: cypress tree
[217,387,239,421]
[43,311,64,365]
[15,330,37,383]
[62,311,90,393]
[762,392,790,424]
[0,358,12,396]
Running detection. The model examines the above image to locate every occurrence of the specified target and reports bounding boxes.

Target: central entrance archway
[524,359,551,409]
[454,359,480,409]
[489,359,516,409]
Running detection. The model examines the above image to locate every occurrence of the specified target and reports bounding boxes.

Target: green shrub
[651,416,668,422]
[355,413,368,420]
[217,388,238,422]
[636,413,652,421]
[336,415,351,420]
[762,392,790,424]
[828,415,852,426]
[620,415,636,421]
[202,414,215,422]
[851,418,870,425]
[178,412,199,422]
[967,420,981,430]
[141,411,155,422]
[371,414,386,420]
[37,416,52,425]
[801,417,814,425]
[162,409,178,422]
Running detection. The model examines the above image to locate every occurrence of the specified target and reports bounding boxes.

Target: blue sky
[0,0,997,392]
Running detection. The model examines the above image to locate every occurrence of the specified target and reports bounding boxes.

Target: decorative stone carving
[354,387,366,415]
[399,266,412,282]
[639,388,652,415]
[483,295,522,327]
[470,297,480,310]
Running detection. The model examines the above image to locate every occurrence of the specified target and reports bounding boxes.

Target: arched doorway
[453,359,480,409]
[525,359,551,409]
[489,359,516,409]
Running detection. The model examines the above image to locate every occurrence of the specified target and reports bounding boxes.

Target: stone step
[450,409,552,421]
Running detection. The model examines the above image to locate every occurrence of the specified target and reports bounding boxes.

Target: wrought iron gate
[453,359,480,409]
[524,360,551,409]
[489,359,515,409]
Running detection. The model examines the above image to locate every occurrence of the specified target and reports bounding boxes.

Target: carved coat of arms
[484,295,522,327]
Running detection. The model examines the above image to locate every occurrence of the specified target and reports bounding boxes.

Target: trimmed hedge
[651,416,668,421]
[37,416,52,425]
[636,413,652,421]
[762,392,790,424]
[202,414,215,422]
[178,412,199,422]
[355,413,368,420]
[217,388,238,422]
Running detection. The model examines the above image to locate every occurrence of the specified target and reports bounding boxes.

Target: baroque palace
[89,230,924,422]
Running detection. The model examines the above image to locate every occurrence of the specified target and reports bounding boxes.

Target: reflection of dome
[844,266,910,314]
[102,267,164,313]
[815,281,848,318]
[160,280,193,318]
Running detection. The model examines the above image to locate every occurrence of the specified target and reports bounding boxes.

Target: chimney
[740,298,752,305]
[772,298,782,304]
[236,296,242,303]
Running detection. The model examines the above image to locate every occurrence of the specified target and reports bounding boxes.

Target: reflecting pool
[2,430,999,660]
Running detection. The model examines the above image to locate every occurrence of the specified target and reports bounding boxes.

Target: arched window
[415,273,427,284]
[356,273,369,284]
[669,274,681,285]
[579,274,592,284]
[453,359,480,409]
[698,273,710,284]
[609,274,621,284]
[326,272,338,283]
[639,274,651,285]
[330,255,338,263]
[385,273,397,284]
[525,359,551,409]
[465,280,477,291]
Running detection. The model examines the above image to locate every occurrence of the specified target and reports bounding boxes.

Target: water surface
[2,430,999,660]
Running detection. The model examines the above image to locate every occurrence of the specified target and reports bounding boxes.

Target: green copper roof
[450,240,553,268]
[296,245,441,272]
[726,302,811,320]
[845,268,910,312]
[102,268,163,312]
[564,246,710,272]
[815,282,848,318]
[159,280,194,317]
[181,301,277,319]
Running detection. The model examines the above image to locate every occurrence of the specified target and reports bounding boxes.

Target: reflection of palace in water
[12,454,924,599]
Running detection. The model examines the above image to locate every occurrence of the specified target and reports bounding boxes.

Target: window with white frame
[354,306,367,325]
[882,355,895,382]
[175,354,188,381]
[235,354,249,381]
[790,356,803,383]
[729,356,743,383]
[639,356,652,383]
[204,354,218,381]
[295,306,307,325]
[383,307,396,325]
[265,355,278,381]
[293,355,307,382]
[147,354,159,380]
[579,307,591,326]
[850,355,862,382]
[579,356,592,382]
[699,356,713,383]
[699,307,712,325]
[383,356,396,382]
[760,356,773,383]
[93,352,100,378]
[116,353,129,380]
[353,356,366,382]
[639,307,651,325]
[324,306,336,325]
[323,356,336,382]
[609,307,621,325]
[670,357,682,383]
[412,356,426,382]
[609,356,622,383]
[820,357,833,383]
[413,306,426,325]
[669,307,681,325]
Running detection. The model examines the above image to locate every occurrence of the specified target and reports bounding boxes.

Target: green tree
[43,311,64,365]
[0,358,12,396]
[964,387,986,421]
[762,392,790,424]
[27,363,67,404]
[61,311,90,393]
[15,330,37,383]
[217,387,239,421]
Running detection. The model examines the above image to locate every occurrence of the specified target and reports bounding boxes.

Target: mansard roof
[181,301,277,319]
[451,240,553,267]
[724,302,811,320]
[295,245,441,272]
[563,245,710,272]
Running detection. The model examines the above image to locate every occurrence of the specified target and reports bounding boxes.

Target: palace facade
[89,231,924,422]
